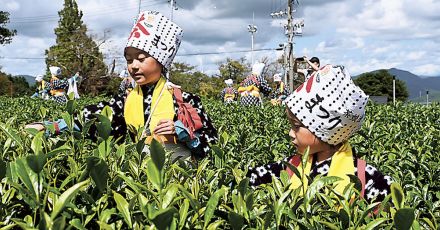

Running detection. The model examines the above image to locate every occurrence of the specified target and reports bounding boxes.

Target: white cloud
[3,0,20,11]
[1,0,439,77]
[413,64,440,76]
[406,51,426,61]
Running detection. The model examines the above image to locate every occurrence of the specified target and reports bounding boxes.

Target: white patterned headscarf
[284,65,369,145]
[126,11,183,71]
[35,75,44,82]
[49,66,61,76]
[251,62,265,77]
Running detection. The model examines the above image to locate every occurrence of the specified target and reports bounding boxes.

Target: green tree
[218,58,250,82]
[45,0,107,95]
[0,11,16,45]
[169,62,223,98]
[0,71,31,96]
[354,69,409,102]
[0,71,12,95]
[10,76,32,96]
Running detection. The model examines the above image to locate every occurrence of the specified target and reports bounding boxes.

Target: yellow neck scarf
[39,80,46,90]
[124,77,175,135]
[290,142,355,195]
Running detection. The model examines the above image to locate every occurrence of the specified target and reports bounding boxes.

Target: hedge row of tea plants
[0,96,438,229]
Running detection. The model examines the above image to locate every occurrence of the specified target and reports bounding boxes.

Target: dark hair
[309,57,320,64]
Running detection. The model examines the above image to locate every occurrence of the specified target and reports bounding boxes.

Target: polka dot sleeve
[246,156,292,186]
[363,164,393,203]
[74,92,128,142]
[257,76,272,96]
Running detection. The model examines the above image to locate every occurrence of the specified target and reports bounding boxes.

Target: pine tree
[0,11,16,45]
[45,0,108,95]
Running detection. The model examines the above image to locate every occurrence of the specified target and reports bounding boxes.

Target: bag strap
[286,155,301,177]
[357,158,366,198]
[173,87,184,104]
[172,86,203,139]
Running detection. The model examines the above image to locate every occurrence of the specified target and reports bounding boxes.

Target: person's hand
[25,122,45,131]
[153,119,175,135]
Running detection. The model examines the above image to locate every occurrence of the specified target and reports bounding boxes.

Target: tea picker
[238,62,272,106]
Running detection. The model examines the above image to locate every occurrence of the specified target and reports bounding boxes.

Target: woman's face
[286,109,330,155]
[125,47,162,86]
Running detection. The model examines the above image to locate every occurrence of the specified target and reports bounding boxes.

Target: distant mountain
[355,68,440,102]
[387,68,440,101]
[13,75,36,86]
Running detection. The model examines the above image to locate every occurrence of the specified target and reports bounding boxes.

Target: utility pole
[392,75,396,105]
[138,0,141,14]
[247,12,257,65]
[286,0,294,91]
[426,90,429,105]
[170,0,174,20]
[271,0,302,91]
[169,0,177,21]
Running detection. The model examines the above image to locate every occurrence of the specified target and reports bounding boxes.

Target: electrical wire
[1,48,278,60]
[9,0,163,24]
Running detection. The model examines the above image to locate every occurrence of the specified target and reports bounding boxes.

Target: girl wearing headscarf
[220,79,238,104]
[238,62,272,106]
[247,65,392,203]
[28,11,218,160]
[32,74,48,99]
[83,11,219,159]
[45,66,69,104]
[270,73,290,105]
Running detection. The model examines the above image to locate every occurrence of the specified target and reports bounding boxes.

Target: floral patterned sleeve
[363,164,393,203]
[257,76,272,96]
[246,156,293,186]
[180,91,218,159]
[46,79,69,91]
[74,91,128,142]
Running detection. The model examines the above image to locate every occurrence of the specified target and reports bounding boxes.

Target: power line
[178,48,275,56]
[1,48,278,60]
[9,0,163,24]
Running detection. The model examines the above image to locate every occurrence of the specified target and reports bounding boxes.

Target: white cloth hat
[225,79,233,85]
[35,75,43,82]
[284,65,369,145]
[126,11,183,71]
[49,66,61,76]
[251,62,265,77]
[273,73,282,82]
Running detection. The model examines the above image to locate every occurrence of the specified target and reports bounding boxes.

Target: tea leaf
[86,157,108,193]
[51,179,90,219]
[150,138,165,172]
[391,183,405,209]
[113,191,132,227]
[204,187,227,229]
[394,208,415,230]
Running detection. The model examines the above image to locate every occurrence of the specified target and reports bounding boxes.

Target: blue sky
[1,0,440,78]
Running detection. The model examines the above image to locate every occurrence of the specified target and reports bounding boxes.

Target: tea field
[0,96,439,229]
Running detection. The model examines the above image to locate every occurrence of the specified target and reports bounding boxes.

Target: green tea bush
[0,96,438,229]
